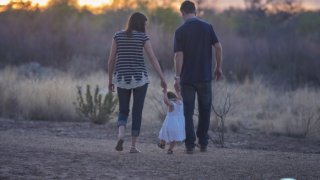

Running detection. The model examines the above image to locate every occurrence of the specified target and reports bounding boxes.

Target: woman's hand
[162,86,167,93]
[161,79,167,91]
[108,83,115,92]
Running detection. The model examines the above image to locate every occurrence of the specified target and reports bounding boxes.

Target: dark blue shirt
[174,18,219,83]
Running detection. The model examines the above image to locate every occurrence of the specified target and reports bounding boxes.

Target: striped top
[112,31,150,89]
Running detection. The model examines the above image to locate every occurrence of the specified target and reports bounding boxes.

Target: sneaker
[196,143,207,152]
[184,148,194,154]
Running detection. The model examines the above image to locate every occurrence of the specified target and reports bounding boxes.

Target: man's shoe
[184,149,194,154]
[196,143,207,152]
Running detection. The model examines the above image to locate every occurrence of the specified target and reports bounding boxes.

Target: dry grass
[0,66,319,139]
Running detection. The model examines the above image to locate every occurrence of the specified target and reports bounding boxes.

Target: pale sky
[1,0,320,10]
[215,0,320,10]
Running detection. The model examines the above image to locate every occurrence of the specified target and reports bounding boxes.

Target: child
[158,89,185,154]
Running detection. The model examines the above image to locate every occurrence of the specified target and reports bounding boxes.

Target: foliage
[211,85,241,147]
[0,0,320,87]
[153,7,182,33]
[146,91,167,122]
[73,85,118,124]
[285,106,320,139]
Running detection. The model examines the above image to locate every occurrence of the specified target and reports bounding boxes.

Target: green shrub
[73,85,118,124]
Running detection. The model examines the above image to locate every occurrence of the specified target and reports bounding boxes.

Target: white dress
[158,100,186,142]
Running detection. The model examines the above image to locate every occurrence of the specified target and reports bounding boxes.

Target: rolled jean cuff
[131,130,140,137]
[117,120,127,128]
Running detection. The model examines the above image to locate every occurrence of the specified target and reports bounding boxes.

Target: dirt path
[1,129,320,180]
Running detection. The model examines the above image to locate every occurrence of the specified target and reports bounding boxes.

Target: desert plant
[73,85,118,124]
[211,85,242,147]
[297,106,320,139]
[146,91,167,122]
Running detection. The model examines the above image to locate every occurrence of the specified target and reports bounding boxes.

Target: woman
[108,12,167,153]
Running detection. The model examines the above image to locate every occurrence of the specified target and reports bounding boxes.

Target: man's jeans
[181,81,212,150]
[117,84,148,137]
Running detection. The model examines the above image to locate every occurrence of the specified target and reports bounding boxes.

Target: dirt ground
[1,118,320,180]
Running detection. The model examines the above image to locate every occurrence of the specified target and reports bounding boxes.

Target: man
[174,0,223,154]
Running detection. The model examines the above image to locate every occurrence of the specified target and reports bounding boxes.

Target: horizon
[1,0,320,10]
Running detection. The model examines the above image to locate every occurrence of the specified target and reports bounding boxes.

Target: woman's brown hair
[124,12,148,36]
[167,90,178,100]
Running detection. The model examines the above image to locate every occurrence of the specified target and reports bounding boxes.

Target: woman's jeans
[180,81,212,150]
[117,83,148,137]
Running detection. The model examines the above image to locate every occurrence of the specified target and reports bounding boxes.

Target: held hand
[162,87,167,93]
[213,68,223,82]
[161,79,167,91]
[174,79,181,92]
[108,83,115,92]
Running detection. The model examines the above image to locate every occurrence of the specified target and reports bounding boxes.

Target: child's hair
[167,90,178,100]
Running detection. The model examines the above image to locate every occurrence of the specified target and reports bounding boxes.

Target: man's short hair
[180,1,196,14]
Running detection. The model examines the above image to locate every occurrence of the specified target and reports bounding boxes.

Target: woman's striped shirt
[112,31,150,89]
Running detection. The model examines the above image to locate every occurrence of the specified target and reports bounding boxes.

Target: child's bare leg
[158,140,166,149]
[161,140,166,145]
[169,141,176,150]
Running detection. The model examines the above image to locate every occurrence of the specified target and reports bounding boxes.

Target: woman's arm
[144,40,167,90]
[108,39,117,92]
[163,88,173,107]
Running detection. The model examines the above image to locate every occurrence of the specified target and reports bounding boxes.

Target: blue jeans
[181,81,212,150]
[117,83,148,137]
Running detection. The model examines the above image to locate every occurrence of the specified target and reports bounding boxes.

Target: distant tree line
[0,0,319,88]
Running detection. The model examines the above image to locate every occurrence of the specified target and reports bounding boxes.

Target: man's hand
[213,68,223,82]
[108,82,115,92]
[174,79,181,92]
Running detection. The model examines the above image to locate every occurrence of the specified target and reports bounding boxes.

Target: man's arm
[174,51,183,92]
[213,43,223,81]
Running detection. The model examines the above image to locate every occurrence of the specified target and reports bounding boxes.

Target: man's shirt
[174,18,219,83]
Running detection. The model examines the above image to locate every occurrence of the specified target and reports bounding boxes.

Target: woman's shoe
[129,147,140,153]
[115,137,124,151]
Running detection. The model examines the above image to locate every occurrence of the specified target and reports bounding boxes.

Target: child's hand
[162,88,167,93]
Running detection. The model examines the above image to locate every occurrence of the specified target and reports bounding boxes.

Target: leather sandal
[157,142,165,149]
[129,147,140,153]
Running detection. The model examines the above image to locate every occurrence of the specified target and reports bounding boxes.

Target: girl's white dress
[158,100,186,142]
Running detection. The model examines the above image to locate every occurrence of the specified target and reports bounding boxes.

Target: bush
[73,85,118,124]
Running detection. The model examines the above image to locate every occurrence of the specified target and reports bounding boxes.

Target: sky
[1,0,320,10]
[214,0,320,10]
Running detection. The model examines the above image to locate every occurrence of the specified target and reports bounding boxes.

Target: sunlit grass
[0,65,319,139]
